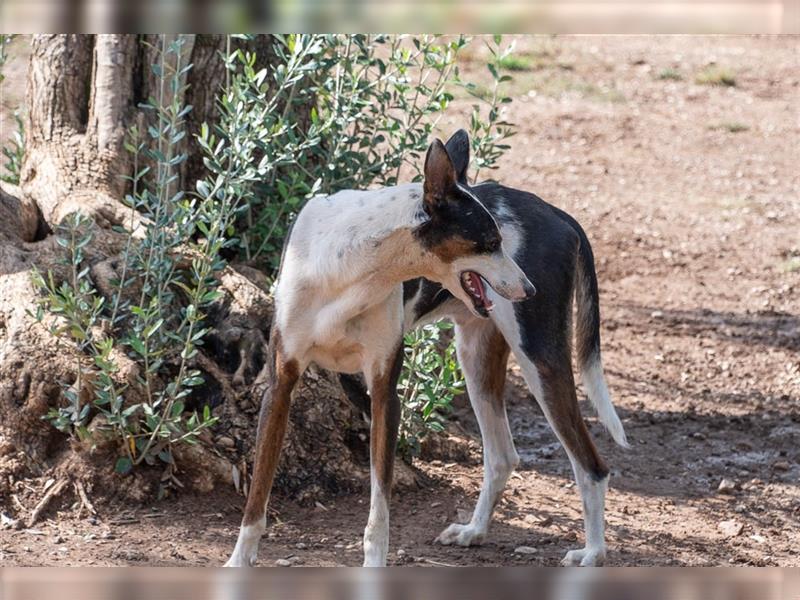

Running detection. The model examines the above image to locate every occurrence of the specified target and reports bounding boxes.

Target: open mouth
[460,271,494,318]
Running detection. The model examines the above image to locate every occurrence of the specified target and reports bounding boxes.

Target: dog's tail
[574,231,629,448]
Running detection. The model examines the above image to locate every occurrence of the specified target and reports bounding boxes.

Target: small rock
[397,548,406,557]
[717,478,737,494]
[288,556,303,565]
[456,509,472,523]
[25,529,46,536]
[718,519,743,537]
[295,542,307,550]
[1,513,19,530]
[514,546,538,555]
[275,558,292,567]
[750,534,766,544]
[772,461,790,472]
[430,501,441,508]
[217,436,235,449]
[650,310,664,319]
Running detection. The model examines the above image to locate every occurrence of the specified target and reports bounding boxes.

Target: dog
[225,129,628,567]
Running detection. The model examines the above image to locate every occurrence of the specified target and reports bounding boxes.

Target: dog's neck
[279,183,434,304]
[328,182,431,286]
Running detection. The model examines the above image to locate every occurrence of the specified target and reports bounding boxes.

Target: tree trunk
[0,35,384,516]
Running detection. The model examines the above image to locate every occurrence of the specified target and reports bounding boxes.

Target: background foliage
[24,34,517,472]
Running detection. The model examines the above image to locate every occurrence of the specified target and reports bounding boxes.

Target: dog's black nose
[524,281,537,298]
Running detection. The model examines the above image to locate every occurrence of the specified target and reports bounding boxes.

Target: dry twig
[27,479,68,527]
[74,480,97,516]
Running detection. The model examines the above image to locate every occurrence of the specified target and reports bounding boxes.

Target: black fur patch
[403,278,453,323]
[413,184,502,258]
[444,129,470,184]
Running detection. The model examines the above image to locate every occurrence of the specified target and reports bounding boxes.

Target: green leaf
[115,457,133,475]
[171,401,185,418]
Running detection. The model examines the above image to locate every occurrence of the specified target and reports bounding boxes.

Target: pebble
[717,478,737,494]
[772,461,790,472]
[718,519,743,537]
[296,542,307,550]
[217,436,235,448]
[397,548,406,557]
[0,513,19,529]
[275,558,292,567]
[514,546,539,555]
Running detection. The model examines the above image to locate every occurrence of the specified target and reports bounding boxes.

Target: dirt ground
[1,35,798,567]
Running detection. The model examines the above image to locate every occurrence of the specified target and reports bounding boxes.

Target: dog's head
[414,130,536,318]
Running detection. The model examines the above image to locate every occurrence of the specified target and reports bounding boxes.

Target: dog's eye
[487,238,501,253]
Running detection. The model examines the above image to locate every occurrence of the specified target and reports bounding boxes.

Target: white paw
[223,554,254,567]
[561,546,606,567]
[434,522,487,547]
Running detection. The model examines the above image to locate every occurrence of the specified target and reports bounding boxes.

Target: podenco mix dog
[225,130,628,567]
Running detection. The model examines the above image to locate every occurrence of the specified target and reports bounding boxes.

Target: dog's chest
[307,336,365,374]
[277,276,405,375]
[304,308,390,373]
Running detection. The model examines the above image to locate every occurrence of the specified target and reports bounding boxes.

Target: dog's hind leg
[488,295,610,566]
[362,344,404,567]
[435,317,519,547]
[514,339,609,566]
[225,331,301,567]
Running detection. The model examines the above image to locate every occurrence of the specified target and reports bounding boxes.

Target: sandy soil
[1,35,798,567]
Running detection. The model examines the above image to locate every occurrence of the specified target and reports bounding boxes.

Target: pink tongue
[470,273,487,302]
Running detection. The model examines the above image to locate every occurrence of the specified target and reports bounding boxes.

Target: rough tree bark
[0,35,384,517]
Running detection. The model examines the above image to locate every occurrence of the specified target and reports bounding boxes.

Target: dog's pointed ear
[423,138,457,209]
[444,129,470,184]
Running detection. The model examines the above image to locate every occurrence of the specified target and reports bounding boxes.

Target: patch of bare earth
[1,35,798,567]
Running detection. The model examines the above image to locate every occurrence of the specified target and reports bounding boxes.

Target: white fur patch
[581,359,629,448]
[224,521,265,567]
[362,471,391,567]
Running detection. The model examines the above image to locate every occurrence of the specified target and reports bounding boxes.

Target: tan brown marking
[367,346,404,493]
[428,234,476,263]
[536,361,609,480]
[242,329,301,527]
[480,326,511,413]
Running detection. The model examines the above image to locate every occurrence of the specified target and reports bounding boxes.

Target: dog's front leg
[225,334,301,567]
[362,346,403,567]
[436,318,518,547]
